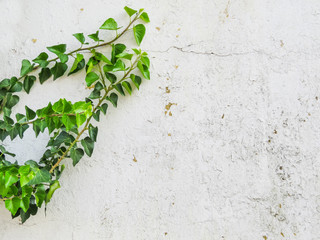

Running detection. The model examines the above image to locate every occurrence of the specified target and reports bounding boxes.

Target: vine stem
[49,57,140,173]
[0,197,11,201]
[20,113,83,126]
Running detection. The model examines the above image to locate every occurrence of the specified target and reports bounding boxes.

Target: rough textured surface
[1,0,320,239]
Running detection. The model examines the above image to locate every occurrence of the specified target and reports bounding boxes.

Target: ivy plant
[0,6,150,223]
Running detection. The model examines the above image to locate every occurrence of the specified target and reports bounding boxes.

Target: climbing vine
[0,6,150,223]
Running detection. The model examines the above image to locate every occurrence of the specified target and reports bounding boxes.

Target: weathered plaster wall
[0,0,320,239]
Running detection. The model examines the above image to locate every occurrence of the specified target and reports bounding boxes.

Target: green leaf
[73,33,85,44]
[46,180,60,203]
[76,113,86,127]
[140,12,150,23]
[20,208,29,224]
[9,78,23,92]
[20,171,34,187]
[112,60,126,72]
[28,168,51,185]
[106,93,118,108]
[94,82,104,91]
[47,44,67,55]
[52,99,72,113]
[24,160,39,169]
[20,197,30,213]
[77,53,84,62]
[89,124,98,142]
[23,75,36,94]
[25,106,36,120]
[111,44,126,63]
[38,68,52,84]
[124,6,137,17]
[5,171,19,188]
[137,61,150,80]
[33,52,49,68]
[3,107,11,117]
[130,74,142,89]
[81,137,94,157]
[5,197,21,215]
[70,148,84,166]
[133,24,146,46]
[89,89,101,99]
[132,48,141,55]
[94,52,112,65]
[114,83,125,96]
[100,18,119,30]
[122,81,132,95]
[52,131,73,147]
[18,124,29,139]
[88,31,101,42]
[104,73,116,85]
[116,52,133,60]
[85,72,99,87]
[73,101,92,114]
[92,110,100,122]
[32,119,41,137]
[57,53,68,63]
[21,185,32,198]
[100,103,108,115]
[68,58,85,76]
[61,115,76,131]
[16,113,26,123]
[19,165,30,176]
[5,94,19,108]
[0,78,10,89]
[9,124,20,140]
[21,59,33,76]
[141,56,150,68]
[35,184,46,207]
[51,62,68,80]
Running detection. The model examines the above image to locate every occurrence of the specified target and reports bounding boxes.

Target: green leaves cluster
[0,6,150,224]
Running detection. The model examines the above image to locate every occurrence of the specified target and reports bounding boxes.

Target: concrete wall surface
[0,0,320,239]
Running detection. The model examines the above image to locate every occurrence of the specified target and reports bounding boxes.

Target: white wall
[1,0,320,239]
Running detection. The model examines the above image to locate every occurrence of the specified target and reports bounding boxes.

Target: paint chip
[169,111,172,116]
[222,114,224,119]
[166,87,170,93]
[168,133,171,136]
[156,27,160,31]
[281,232,284,237]
[133,156,137,162]
[263,236,267,240]
[165,102,177,111]
[32,39,37,43]
[164,232,168,236]
[174,65,179,69]
[280,40,284,47]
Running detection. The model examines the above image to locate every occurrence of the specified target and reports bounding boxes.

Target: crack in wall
[147,45,253,57]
